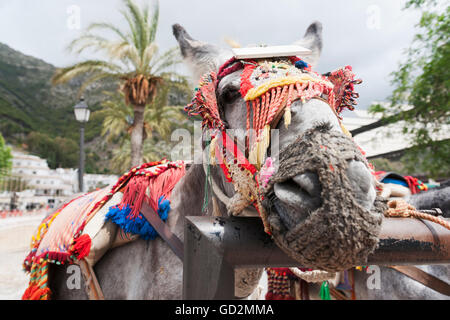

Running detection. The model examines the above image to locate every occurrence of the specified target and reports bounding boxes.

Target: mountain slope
[0,43,190,174]
[0,42,117,172]
[0,43,116,138]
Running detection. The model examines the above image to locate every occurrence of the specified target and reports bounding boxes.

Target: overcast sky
[0,0,424,109]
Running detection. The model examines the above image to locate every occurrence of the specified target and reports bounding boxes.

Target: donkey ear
[172,24,231,82]
[293,21,323,69]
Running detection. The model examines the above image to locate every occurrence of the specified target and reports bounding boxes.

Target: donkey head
[173,22,383,271]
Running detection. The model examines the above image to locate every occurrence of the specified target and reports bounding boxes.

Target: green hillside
[0,43,118,173]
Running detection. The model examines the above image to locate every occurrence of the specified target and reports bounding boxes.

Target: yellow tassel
[245,75,333,101]
[210,137,217,165]
[249,146,257,167]
[249,125,271,168]
[340,123,352,137]
[284,107,291,129]
[256,125,271,169]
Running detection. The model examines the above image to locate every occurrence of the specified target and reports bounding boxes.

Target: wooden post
[78,259,105,300]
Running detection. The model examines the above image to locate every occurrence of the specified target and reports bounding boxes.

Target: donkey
[48,22,447,300]
[350,185,450,300]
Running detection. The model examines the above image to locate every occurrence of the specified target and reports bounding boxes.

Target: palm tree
[97,86,189,172]
[110,138,172,173]
[52,0,182,167]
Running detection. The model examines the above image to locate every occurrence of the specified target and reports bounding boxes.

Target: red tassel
[239,62,257,97]
[22,285,51,300]
[22,285,36,300]
[23,251,35,272]
[147,166,186,210]
[70,234,91,260]
[120,175,151,219]
[30,287,51,300]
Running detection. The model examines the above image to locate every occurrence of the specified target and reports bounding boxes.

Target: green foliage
[0,133,12,177]
[370,158,407,174]
[109,137,172,174]
[52,0,186,168]
[0,41,112,173]
[0,0,189,173]
[0,176,29,192]
[52,0,182,95]
[98,79,191,173]
[25,132,79,169]
[400,139,450,177]
[369,0,450,178]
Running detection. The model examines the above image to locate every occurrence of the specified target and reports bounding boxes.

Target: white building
[84,174,118,191]
[0,150,118,211]
[10,152,77,197]
[342,109,450,158]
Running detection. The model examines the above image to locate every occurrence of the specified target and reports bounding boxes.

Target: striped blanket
[22,160,185,300]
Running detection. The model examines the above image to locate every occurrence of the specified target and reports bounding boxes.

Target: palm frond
[78,72,120,97]
[106,41,141,68]
[142,42,159,73]
[120,9,139,49]
[52,60,124,85]
[86,22,129,42]
[124,0,147,55]
[110,137,171,173]
[52,0,189,166]
[99,92,133,142]
[148,1,159,43]
[151,47,182,74]
[67,34,111,55]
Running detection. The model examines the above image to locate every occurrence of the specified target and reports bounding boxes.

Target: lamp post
[74,97,90,193]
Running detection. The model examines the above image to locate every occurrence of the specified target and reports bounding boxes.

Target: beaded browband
[185,56,362,233]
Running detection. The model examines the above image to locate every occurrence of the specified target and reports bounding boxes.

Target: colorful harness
[22,55,363,300]
[186,56,362,233]
[22,159,185,300]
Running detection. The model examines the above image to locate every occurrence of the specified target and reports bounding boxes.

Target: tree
[25,132,79,169]
[52,0,183,167]
[369,0,449,178]
[97,85,188,173]
[97,85,187,144]
[0,133,12,177]
[110,138,172,173]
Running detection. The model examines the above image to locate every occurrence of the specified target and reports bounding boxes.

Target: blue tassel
[336,270,352,291]
[295,59,309,70]
[105,195,171,240]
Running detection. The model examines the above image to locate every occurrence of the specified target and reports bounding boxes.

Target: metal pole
[182,216,450,300]
[78,123,85,193]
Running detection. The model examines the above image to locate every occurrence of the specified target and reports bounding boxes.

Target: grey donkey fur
[48,22,448,299]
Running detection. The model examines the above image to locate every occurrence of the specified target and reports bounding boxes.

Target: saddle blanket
[22,160,186,300]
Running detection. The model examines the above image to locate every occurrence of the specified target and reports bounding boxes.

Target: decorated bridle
[185,54,362,234]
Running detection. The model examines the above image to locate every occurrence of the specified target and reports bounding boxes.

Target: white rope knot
[385,199,450,230]
[385,199,416,218]
[289,268,337,283]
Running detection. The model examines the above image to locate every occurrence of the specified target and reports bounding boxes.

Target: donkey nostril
[292,172,321,197]
[274,174,322,213]
[273,175,322,230]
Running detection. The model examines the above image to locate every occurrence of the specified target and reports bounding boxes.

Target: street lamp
[74,97,90,192]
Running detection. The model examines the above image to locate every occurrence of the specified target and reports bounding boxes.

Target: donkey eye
[219,86,241,105]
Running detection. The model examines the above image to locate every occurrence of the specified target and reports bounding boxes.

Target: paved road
[0,214,45,300]
[0,213,268,300]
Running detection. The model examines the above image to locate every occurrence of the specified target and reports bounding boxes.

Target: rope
[202,142,212,212]
[288,268,336,283]
[202,148,231,207]
[385,199,450,230]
